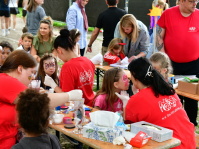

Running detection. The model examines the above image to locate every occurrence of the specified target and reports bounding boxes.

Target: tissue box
[130,121,173,142]
[178,80,198,94]
[83,122,124,143]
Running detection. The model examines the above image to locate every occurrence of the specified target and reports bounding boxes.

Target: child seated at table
[104,38,126,65]
[12,89,62,149]
[16,32,34,53]
[94,67,129,112]
[149,52,172,81]
[36,53,59,90]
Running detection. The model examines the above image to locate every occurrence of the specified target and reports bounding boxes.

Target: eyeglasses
[187,0,199,4]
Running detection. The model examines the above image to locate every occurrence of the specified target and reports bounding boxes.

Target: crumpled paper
[113,136,126,145]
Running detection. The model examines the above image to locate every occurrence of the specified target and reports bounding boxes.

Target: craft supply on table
[63,117,73,124]
[52,114,64,124]
[64,124,75,129]
[130,121,173,142]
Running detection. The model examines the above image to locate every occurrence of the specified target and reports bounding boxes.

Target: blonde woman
[114,14,150,62]
[31,16,55,62]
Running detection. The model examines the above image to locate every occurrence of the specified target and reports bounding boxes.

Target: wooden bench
[196,133,199,148]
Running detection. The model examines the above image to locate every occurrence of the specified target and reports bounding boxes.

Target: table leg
[56,130,60,140]
[96,68,100,90]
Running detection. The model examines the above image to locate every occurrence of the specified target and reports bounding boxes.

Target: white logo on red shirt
[158,96,177,112]
[80,70,92,83]
[104,53,117,60]
[188,27,197,32]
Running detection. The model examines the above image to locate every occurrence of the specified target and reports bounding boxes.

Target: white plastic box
[130,121,173,142]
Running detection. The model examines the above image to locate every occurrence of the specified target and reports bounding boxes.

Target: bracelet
[88,45,92,47]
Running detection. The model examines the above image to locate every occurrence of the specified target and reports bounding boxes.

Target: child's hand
[67,89,83,101]
[115,91,130,108]
[44,75,57,89]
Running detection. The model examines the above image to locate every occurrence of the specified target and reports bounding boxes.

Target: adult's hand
[44,75,58,89]
[86,46,92,53]
[115,91,130,108]
[67,89,83,101]
[128,55,138,63]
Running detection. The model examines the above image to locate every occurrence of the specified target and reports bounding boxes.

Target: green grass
[16,7,97,31]
[17,7,23,17]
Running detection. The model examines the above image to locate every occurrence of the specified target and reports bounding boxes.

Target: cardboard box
[83,122,124,143]
[178,80,198,94]
[130,121,173,142]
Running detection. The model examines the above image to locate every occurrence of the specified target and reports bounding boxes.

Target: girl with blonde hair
[114,14,150,63]
[150,52,172,80]
[104,38,126,65]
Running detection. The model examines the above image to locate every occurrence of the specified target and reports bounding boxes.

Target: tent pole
[69,0,72,6]
[125,0,129,13]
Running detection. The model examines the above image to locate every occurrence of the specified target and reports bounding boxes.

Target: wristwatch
[88,45,92,47]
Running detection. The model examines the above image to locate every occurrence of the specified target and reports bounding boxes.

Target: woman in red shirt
[123,57,196,149]
[0,50,82,148]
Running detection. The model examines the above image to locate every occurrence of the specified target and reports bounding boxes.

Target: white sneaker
[2,29,5,36]
[5,29,10,36]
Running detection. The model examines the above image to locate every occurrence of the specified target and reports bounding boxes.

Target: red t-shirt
[60,57,95,106]
[158,6,199,63]
[104,51,126,65]
[125,87,196,149]
[0,73,27,149]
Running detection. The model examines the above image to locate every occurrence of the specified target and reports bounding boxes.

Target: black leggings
[80,48,85,56]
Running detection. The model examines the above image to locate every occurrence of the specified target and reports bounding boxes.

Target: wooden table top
[49,123,181,149]
[175,88,199,101]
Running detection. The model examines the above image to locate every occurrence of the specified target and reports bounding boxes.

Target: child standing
[70,29,81,57]
[36,53,59,90]
[149,52,172,81]
[26,0,46,35]
[104,38,126,65]
[17,33,34,53]
[94,67,129,112]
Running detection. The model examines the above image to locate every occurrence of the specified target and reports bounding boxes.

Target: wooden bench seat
[196,133,199,148]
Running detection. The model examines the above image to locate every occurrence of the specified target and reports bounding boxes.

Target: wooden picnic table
[49,122,181,149]
[49,105,181,149]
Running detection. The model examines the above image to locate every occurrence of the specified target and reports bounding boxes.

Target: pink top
[94,94,123,112]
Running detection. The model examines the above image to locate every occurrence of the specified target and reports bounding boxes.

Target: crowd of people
[0,0,198,148]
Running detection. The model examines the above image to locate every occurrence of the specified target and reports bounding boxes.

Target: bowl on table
[52,114,64,124]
